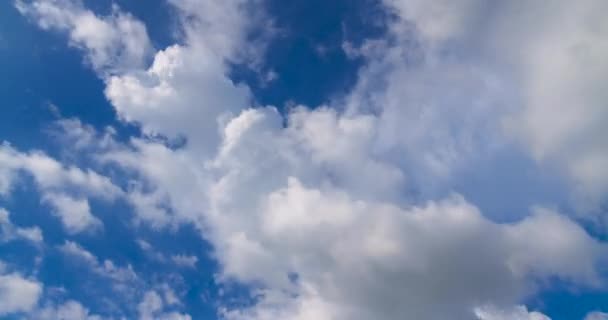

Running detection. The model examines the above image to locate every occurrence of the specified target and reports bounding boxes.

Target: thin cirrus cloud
[2,0,608,319]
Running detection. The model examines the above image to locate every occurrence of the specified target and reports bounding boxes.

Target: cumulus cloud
[15,0,152,73]
[104,43,250,153]
[16,0,264,152]
[42,193,101,234]
[138,290,191,320]
[0,259,101,319]
[15,0,608,319]
[499,1,608,214]
[376,0,608,214]
[0,143,120,233]
[213,175,603,319]
[58,104,607,318]
[102,0,263,153]
[0,268,43,316]
[0,143,121,199]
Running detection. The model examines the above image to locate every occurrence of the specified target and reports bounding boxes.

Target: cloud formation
[0,208,43,244]
[0,143,120,234]
[0,267,43,316]
[475,305,550,320]
[10,0,608,319]
[378,0,608,213]
[15,0,152,73]
[586,312,608,320]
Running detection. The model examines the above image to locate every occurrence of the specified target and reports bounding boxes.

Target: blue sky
[1,1,608,319]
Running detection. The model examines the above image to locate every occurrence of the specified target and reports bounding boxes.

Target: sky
[0,0,608,319]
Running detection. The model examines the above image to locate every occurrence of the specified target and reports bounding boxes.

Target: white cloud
[42,193,101,234]
[94,97,606,317]
[0,143,121,233]
[81,95,604,319]
[378,0,608,215]
[15,0,152,74]
[383,0,485,45]
[137,239,167,263]
[504,207,604,283]
[171,254,198,268]
[138,290,191,320]
[0,271,43,316]
[102,139,206,227]
[16,0,608,319]
[103,35,250,153]
[57,242,193,317]
[35,300,103,320]
[59,241,138,284]
[0,208,44,244]
[475,305,551,320]
[339,8,515,198]
[15,0,263,153]
[212,174,603,319]
[168,0,267,61]
[586,312,608,320]
[15,0,259,154]
[15,227,44,243]
[0,259,103,319]
[138,240,198,268]
[59,240,99,264]
[0,143,121,199]
[498,1,608,214]
[137,291,163,320]
[49,118,119,153]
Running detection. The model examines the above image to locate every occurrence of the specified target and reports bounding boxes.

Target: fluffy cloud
[55,241,193,318]
[15,0,608,319]
[0,269,43,316]
[42,193,101,234]
[376,0,608,214]
[0,143,120,199]
[15,0,151,73]
[138,290,191,320]
[67,102,606,318]
[103,9,254,153]
[213,173,603,319]
[0,259,102,319]
[475,305,550,320]
[16,0,261,152]
[0,143,120,233]
[499,1,608,214]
